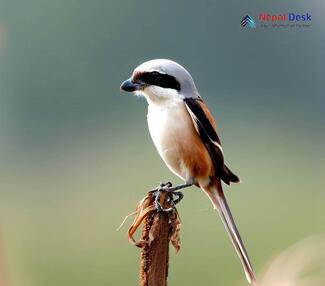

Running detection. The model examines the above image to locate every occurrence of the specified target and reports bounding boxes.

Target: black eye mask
[137,71,181,91]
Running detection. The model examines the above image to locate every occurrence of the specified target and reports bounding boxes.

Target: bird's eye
[148,71,161,82]
[150,71,160,76]
[139,71,181,91]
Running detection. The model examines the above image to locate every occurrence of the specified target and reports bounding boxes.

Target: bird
[120,59,256,284]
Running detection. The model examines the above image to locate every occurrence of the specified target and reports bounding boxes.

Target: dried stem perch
[127,187,181,286]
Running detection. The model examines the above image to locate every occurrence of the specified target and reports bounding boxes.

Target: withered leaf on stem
[127,190,181,251]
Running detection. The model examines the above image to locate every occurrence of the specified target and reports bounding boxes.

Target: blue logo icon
[241,15,256,28]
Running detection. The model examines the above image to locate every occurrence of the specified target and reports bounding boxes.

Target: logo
[241,15,256,28]
[241,12,312,29]
[259,12,311,22]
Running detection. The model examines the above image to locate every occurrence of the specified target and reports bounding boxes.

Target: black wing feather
[184,98,239,185]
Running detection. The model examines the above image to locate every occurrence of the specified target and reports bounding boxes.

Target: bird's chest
[146,100,213,183]
[147,101,190,161]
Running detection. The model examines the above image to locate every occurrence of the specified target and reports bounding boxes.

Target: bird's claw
[151,182,184,212]
[159,181,172,188]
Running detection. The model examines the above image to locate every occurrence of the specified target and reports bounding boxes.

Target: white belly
[147,100,189,180]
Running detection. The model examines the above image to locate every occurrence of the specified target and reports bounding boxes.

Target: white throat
[140,85,184,106]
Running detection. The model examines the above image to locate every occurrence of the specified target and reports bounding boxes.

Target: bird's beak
[120,78,144,92]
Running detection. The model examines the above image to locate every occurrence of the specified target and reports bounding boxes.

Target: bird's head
[120,59,199,103]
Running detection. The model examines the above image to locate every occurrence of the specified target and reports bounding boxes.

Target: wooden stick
[138,191,180,286]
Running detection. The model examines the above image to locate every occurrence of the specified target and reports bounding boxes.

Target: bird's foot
[159,181,173,189]
[150,181,192,212]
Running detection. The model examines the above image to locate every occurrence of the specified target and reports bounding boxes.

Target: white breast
[147,100,190,180]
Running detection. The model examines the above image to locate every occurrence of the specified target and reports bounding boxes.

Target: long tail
[203,179,256,285]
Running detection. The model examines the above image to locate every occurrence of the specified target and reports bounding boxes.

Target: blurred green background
[0,0,324,285]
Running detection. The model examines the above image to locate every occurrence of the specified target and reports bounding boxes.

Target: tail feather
[221,165,240,185]
[204,179,256,285]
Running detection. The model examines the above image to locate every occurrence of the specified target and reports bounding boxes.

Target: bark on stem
[139,191,179,286]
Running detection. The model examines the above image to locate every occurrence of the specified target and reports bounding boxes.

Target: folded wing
[184,97,240,185]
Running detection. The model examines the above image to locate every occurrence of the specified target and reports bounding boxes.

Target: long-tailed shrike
[120,59,256,284]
